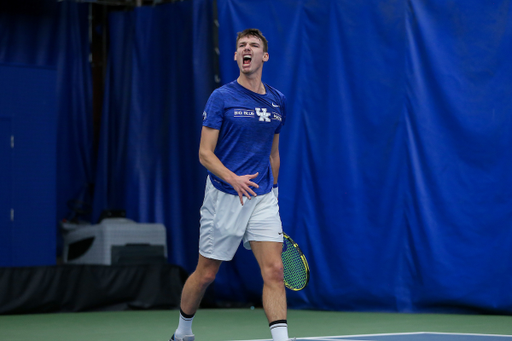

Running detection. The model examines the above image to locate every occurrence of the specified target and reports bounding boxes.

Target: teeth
[243,55,252,60]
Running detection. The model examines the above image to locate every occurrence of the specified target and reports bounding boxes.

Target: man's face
[234,35,269,75]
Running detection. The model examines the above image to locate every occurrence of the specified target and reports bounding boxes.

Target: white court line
[228,332,425,341]
[300,338,370,341]
[304,332,512,339]
[420,332,512,338]
[229,331,512,341]
[311,332,426,339]
[308,337,372,341]
[227,338,374,341]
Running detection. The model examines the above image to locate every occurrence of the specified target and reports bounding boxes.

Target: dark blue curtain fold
[93,0,213,273]
[56,2,94,232]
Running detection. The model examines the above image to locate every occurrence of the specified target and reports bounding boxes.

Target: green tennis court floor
[0,309,511,341]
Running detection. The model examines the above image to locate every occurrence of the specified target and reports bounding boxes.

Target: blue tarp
[0,1,92,266]
[92,0,213,273]
[213,0,512,313]
[2,0,512,313]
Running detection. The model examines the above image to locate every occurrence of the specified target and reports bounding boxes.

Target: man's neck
[237,74,266,94]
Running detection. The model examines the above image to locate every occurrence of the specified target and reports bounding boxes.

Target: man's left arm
[269,133,280,197]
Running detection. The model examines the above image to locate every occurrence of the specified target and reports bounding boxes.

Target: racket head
[281,232,310,291]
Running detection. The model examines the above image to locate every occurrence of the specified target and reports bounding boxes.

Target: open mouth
[243,55,252,65]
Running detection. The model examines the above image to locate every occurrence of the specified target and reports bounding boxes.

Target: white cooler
[62,218,167,265]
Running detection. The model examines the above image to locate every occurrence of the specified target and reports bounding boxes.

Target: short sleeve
[274,94,286,134]
[202,89,225,130]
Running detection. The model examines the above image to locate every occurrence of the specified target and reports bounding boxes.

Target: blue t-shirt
[202,80,286,195]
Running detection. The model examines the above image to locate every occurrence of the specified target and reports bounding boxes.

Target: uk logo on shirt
[256,108,271,122]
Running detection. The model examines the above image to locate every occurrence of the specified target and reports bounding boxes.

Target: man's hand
[229,172,259,205]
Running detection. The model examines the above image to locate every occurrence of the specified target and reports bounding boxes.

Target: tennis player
[170,28,293,341]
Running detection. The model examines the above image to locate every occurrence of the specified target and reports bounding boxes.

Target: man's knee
[186,269,216,292]
[193,259,221,288]
[261,261,284,284]
[199,269,217,286]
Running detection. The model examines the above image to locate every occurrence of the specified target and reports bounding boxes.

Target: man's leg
[173,254,222,340]
[180,254,222,315]
[250,241,289,341]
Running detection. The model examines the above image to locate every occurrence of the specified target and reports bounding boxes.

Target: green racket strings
[282,237,309,291]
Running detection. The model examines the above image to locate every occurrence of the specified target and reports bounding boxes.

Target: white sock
[175,309,194,337]
[269,320,289,341]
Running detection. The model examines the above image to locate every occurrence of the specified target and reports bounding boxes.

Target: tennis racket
[281,232,310,291]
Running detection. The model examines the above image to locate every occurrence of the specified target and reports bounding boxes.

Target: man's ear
[263,52,269,62]
[234,51,237,61]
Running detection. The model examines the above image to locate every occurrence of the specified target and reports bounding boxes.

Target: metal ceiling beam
[59,0,186,8]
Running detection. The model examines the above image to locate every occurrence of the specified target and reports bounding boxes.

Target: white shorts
[199,177,283,261]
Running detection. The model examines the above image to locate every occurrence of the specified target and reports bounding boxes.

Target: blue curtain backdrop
[0,1,92,263]
[402,0,512,313]
[215,0,408,312]
[0,0,92,229]
[92,0,512,313]
[92,0,214,272]
[210,0,512,313]
[55,2,95,250]
[3,0,511,313]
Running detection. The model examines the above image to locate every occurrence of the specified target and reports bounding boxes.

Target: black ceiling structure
[60,0,185,8]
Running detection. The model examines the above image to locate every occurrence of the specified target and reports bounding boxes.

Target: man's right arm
[199,126,259,205]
